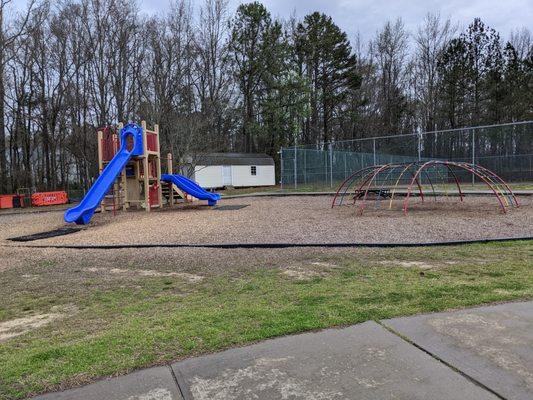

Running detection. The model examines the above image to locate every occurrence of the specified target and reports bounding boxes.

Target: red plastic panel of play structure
[146,132,158,152]
[149,184,159,206]
[100,127,119,162]
[31,191,69,207]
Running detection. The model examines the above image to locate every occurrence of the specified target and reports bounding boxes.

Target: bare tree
[141,0,198,163]
[509,28,532,59]
[193,0,234,149]
[412,13,455,131]
[370,18,409,134]
[0,0,35,192]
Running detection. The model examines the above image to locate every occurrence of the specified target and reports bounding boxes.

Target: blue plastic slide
[161,174,221,206]
[64,124,144,225]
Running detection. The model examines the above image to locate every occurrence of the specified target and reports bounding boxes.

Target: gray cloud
[255,0,532,43]
[10,0,533,44]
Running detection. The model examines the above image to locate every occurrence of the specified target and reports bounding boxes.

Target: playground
[0,122,532,399]
[1,122,530,247]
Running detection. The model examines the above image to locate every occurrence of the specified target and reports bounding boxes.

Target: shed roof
[195,153,275,166]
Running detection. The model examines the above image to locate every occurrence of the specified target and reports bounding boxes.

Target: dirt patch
[85,267,204,283]
[310,261,339,268]
[282,260,343,279]
[282,266,324,280]
[0,305,77,342]
[379,260,441,270]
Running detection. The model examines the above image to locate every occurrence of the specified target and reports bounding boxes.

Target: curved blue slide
[161,174,221,206]
[65,124,144,225]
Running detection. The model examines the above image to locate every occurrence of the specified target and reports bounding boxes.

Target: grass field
[1,240,532,399]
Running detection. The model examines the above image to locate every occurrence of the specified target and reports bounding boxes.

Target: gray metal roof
[195,153,275,166]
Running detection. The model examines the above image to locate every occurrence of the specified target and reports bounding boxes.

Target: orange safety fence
[31,191,69,207]
[0,194,16,209]
[0,194,29,209]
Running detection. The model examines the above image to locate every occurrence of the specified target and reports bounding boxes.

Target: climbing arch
[331,161,519,215]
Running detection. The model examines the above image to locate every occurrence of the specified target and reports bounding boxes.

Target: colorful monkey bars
[331,161,519,215]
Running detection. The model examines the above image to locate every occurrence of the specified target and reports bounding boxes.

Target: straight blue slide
[161,174,221,206]
[64,124,144,225]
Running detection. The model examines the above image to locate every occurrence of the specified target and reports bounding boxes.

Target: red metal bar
[389,163,416,208]
[473,164,520,207]
[357,164,394,215]
[352,168,386,206]
[449,161,509,205]
[403,161,508,215]
[404,161,447,214]
[387,163,426,207]
[442,163,464,202]
[331,166,377,208]
[350,167,384,207]
[421,168,436,201]
[374,164,403,209]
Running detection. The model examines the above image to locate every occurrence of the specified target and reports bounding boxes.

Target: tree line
[0,0,531,193]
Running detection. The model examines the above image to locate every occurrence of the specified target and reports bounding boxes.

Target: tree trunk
[0,46,7,193]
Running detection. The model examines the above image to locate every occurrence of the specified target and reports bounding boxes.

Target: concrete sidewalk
[35,300,533,400]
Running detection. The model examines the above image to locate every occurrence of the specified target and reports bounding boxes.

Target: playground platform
[34,300,533,400]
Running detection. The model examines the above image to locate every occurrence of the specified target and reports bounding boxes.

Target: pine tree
[294,12,360,144]
[437,37,470,128]
[229,1,283,152]
[463,18,503,124]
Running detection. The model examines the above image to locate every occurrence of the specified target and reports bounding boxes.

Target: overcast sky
[9,0,533,44]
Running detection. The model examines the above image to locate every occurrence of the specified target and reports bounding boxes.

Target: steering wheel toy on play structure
[331,161,519,215]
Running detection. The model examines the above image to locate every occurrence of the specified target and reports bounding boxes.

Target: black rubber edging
[3,236,533,250]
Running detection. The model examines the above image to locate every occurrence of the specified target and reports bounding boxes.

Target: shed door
[222,165,232,186]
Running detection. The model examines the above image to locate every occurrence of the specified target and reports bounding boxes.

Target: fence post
[280,147,283,190]
[303,150,307,185]
[324,148,328,185]
[418,133,422,161]
[329,143,333,188]
[471,129,475,186]
[294,146,297,189]
[373,138,377,165]
[344,152,347,179]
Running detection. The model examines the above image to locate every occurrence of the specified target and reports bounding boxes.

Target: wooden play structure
[97,121,164,213]
[161,153,196,206]
[65,121,220,224]
[96,121,199,214]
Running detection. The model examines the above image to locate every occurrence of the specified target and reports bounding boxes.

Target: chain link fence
[280,121,533,189]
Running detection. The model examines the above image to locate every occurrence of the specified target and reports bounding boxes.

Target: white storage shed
[189,153,276,189]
